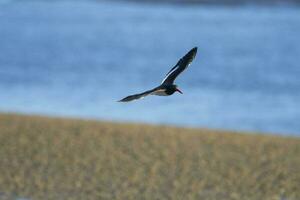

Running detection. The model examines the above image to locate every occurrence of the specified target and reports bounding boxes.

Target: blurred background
[0,0,299,136]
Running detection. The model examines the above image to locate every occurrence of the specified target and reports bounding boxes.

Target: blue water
[0,1,300,135]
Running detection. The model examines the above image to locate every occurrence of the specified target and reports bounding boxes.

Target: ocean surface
[0,1,300,136]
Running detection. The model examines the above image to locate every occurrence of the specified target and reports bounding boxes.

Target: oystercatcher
[118,47,197,102]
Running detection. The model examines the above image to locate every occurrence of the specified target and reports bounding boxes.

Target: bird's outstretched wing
[161,47,197,85]
[118,88,157,102]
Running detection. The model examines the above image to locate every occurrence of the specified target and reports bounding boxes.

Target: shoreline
[1,111,298,138]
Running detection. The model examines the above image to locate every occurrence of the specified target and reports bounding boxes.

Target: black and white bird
[118,47,197,102]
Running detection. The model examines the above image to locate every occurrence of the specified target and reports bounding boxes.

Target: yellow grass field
[0,113,299,200]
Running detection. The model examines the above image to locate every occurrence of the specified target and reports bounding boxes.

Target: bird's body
[118,47,197,102]
[152,85,179,96]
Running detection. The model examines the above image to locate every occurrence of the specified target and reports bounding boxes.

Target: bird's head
[174,85,183,94]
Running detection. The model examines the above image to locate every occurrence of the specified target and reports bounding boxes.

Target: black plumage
[118,47,197,102]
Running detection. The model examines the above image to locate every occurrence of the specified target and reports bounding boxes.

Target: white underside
[151,90,168,96]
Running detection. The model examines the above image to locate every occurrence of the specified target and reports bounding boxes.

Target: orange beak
[176,88,183,94]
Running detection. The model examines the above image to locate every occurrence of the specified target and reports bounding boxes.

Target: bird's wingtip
[118,97,130,102]
[187,47,197,58]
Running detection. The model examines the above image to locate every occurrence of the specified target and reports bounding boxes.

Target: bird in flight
[118,47,197,102]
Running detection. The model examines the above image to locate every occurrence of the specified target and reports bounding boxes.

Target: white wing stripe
[161,65,179,84]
